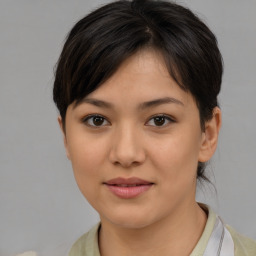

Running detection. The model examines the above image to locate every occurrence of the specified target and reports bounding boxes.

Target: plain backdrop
[0,0,255,255]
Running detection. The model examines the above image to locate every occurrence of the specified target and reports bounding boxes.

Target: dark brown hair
[53,0,223,181]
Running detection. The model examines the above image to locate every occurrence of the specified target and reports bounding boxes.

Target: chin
[110,218,154,230]
[100,208,161,230]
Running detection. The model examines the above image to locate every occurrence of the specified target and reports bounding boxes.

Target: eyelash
[82,114,110,127]
[82,114,175,128]
[146,114,175,127]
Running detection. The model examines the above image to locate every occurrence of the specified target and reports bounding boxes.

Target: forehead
[73,50,196,111]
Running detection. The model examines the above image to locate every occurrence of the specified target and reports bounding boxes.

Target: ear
[198,107,222,163]
[58,116,71,160]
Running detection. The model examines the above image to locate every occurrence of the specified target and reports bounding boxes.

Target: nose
[109,124,146,168]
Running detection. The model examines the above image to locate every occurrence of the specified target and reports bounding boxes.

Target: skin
[59,49,221,256]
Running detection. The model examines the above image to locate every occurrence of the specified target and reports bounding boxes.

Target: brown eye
[146,115,174,127]
[153,116,166,126]
[83,115,109,127]
[93,116,104,126]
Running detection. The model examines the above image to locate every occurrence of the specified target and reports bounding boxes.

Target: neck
[99,202,207,256]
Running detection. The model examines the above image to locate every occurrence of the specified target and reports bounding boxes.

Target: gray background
[0,0,255,255]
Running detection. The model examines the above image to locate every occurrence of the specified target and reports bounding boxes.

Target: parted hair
[53,0,223,181]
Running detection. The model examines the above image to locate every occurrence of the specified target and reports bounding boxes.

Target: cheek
[67,135,109,195]
[68,131,108,168]
[149,130,202,181]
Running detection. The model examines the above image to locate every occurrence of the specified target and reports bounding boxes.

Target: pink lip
[104,177,154,199]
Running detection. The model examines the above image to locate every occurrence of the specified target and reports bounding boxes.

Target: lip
[103,177,154,199]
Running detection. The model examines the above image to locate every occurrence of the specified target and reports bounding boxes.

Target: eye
[82,115,110,127]
[146,115,174,127]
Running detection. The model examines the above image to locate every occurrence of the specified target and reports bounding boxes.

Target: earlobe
[198,107,222,163]
[58,116,71,160]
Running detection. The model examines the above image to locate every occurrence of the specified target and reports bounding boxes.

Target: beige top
[69,206,256,256]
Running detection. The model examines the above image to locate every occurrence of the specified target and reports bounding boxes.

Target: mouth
[103,177,154,199]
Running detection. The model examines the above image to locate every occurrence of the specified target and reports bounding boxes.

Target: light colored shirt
[69,205,256,256]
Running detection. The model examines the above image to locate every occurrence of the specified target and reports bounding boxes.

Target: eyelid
[81,113,175,127]
[145,114,176,126]
[82,114,110,127]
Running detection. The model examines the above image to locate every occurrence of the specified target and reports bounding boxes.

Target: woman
[53,0,256,255]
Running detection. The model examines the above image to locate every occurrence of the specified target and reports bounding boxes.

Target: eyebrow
[138,97,184,109]
[74,98,113,109]
[74,97,184,109]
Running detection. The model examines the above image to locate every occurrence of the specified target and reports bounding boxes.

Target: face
[60,50,219,229]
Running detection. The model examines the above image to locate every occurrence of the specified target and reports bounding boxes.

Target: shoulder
[69,224,101,256]
[226,225,256,256]
[68,232,89,256]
